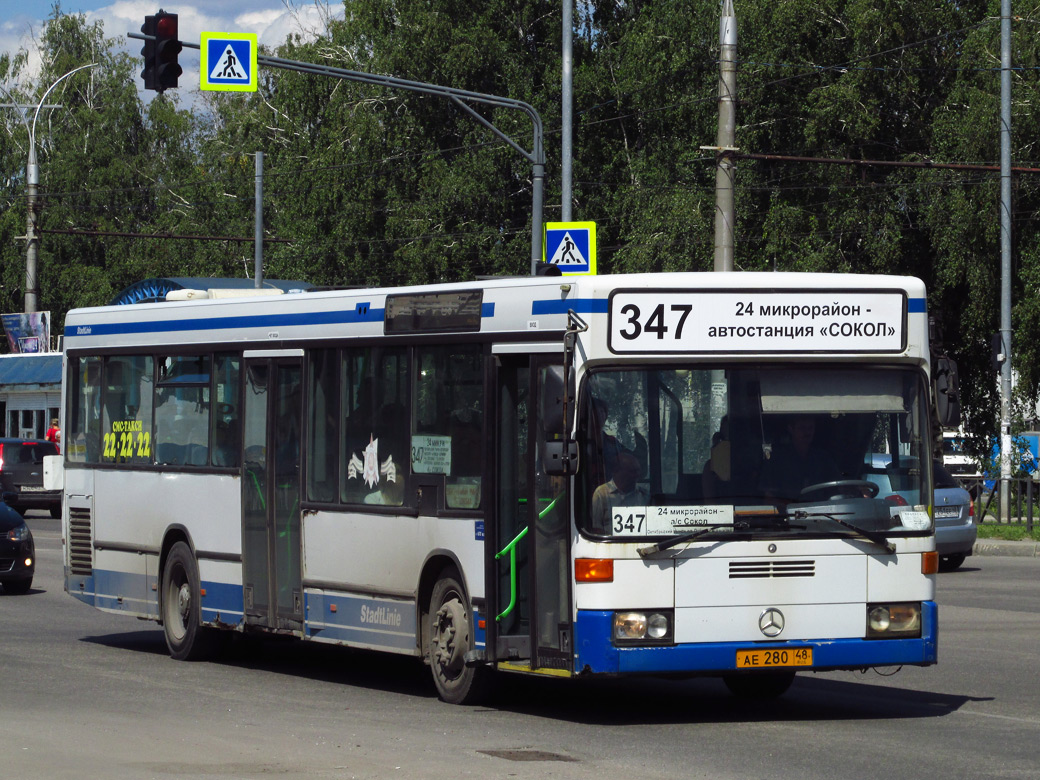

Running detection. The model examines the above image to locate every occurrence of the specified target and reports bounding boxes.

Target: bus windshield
[578,365,932,540]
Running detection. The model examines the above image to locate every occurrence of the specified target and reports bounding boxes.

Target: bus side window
[341,346,409,507]
[154,355,210,468]
[306,349,337,501]
[212,353,241,468]
[67,357,102,463]
[413,345,483,511]
[102,355,154,466]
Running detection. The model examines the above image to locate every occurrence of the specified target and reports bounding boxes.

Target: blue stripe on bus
[67,300,500,339]
[304,591,417,652]
[574,601,937,675]
[78,567,245,624]
[531,298,609,316]
[67,304,386,338]
[92,568,159,616]
[200,579,245,622]
[908,298,926,313]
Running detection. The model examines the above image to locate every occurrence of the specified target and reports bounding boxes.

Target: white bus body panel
[302,510,485,599]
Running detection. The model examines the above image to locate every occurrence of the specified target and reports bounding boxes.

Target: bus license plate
[735,647,813,669]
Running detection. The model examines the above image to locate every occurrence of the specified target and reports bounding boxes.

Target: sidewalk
[972,538,1040,557]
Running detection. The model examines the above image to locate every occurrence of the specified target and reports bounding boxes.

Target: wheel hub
[434,598,467,674]
[177,583,191,621]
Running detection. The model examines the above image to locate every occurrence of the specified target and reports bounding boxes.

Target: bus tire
[722,671,795,699]
[162,541,215,661]
[429,571,489,705]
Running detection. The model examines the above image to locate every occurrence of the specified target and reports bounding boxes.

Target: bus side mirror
[935,356,961,429]
[543,440,579,476]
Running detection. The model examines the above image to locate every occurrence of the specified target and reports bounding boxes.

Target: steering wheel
[799,479,879,500]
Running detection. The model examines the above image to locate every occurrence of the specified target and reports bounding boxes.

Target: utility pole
[255,151,264,288]
[999,0,1013,522]
[713,0,737,273]
[561,0,573,222]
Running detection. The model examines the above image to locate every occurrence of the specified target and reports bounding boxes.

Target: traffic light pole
[130,32,545,275]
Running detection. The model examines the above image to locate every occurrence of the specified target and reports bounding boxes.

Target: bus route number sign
[608,290,907,354]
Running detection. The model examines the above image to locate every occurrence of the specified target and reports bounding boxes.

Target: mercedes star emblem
[759,608,785,637]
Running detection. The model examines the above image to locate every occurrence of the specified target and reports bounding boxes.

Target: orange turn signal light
[921,551,938,575]
[575,558,614,582]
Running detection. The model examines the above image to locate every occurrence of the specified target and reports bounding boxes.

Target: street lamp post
[6,63,98,314]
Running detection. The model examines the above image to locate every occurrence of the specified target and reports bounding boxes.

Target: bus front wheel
[428,571,489,705]
[162,541,215,661]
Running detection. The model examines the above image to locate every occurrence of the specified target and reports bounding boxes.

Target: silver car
[932,460,976,570]
[863,456,976,571]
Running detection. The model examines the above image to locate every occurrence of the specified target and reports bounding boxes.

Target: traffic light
[154,11,182,92]
[140,15,157,91]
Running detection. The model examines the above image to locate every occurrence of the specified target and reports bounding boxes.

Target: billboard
[2,311,51,353]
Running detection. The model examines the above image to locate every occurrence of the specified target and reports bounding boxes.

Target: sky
[0,1,343,98]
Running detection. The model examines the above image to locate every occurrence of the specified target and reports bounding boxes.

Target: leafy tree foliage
[4,0,1040,446]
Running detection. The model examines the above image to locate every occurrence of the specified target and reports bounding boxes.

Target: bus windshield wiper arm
[636,511,810,558]
[637,521,749,558]
[792,510,896,554]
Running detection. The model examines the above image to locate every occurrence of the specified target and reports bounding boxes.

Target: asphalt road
[3,512,1038,780]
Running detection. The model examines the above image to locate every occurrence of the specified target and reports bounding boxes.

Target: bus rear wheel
[162,541,215,661]
[429,571,489,705]
[722,671,796,699]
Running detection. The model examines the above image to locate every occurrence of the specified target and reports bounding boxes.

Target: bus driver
[591,452,648,533]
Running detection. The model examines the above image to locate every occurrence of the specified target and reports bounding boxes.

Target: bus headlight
[866,603,921,638]
[613,610,673,644]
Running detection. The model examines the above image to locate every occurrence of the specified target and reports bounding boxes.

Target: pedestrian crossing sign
[201,32,258,92]
[544,221,597,275]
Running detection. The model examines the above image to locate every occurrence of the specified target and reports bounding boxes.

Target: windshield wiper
[636,511,813,558]
[791,510,896,554]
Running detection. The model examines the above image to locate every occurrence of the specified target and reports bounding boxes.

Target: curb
[972,539,1040,557]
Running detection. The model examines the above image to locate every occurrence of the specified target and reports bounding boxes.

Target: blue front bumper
[574,601,938,675]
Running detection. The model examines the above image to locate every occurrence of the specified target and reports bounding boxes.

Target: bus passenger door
[242,355,304,632]
[491,353,572,673]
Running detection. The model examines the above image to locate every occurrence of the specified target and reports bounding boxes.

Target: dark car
[0,438,61,518]
[0,496,35,594]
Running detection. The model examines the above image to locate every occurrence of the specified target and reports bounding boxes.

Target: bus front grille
[68,508,93,576]
[729,560,815,579]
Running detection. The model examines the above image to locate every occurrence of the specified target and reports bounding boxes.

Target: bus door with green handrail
[492,353,572,673]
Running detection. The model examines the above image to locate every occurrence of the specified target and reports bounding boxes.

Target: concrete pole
[255,151,264,288]
[25,151,39,312]
[561,0,573,222]
[999,0,1013,522]
[713,0,737,273]
[22,63,99,313]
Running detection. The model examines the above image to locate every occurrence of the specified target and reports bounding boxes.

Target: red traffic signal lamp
[155,11,182,91]
[141,10,182,92]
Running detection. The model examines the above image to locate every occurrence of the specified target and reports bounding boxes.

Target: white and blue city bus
[60,272,948,703]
